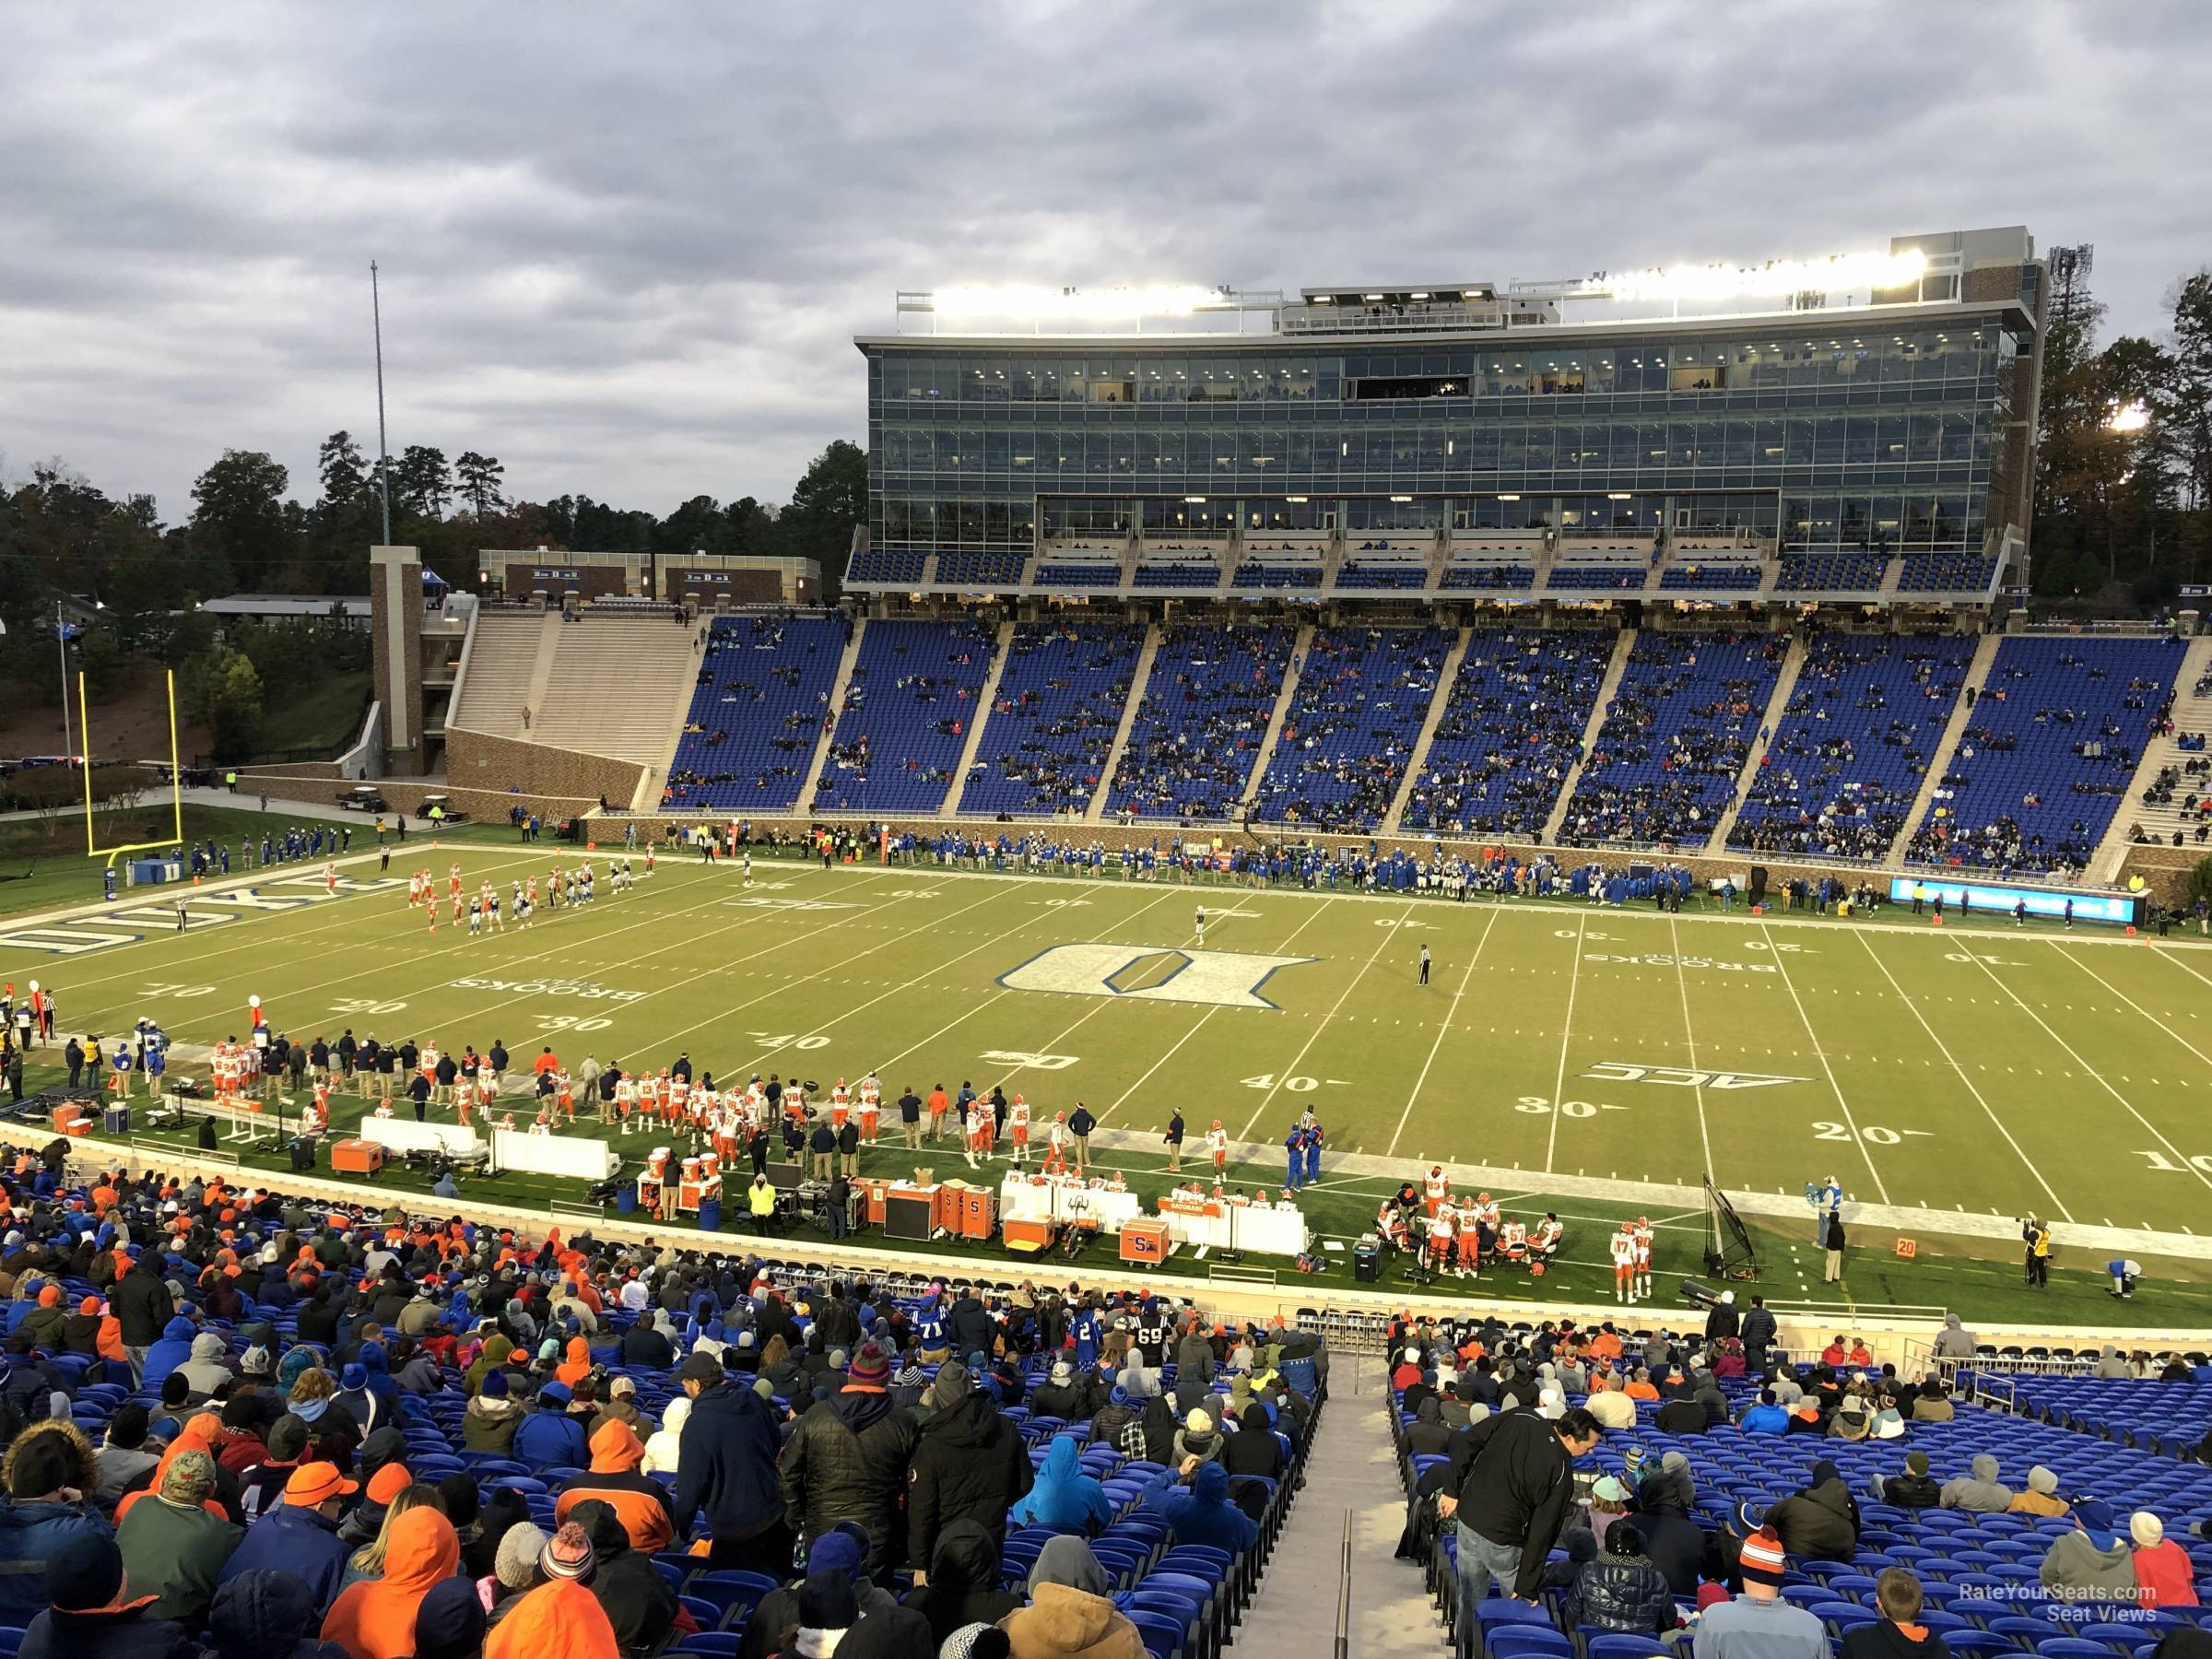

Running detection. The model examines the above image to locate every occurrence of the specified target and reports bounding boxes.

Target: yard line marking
[1666,917,1717,1182]
[1848,930,2064,1219]
[2155,944,2212,997]
[1544,914,1588,1175]
[653,875,1083,1075]
[1385,905,1502,1159]
[1956,944,2212,1200]
[1235,900,1411,1142]
[36,846,552,999]
[1102,899,1337,1131]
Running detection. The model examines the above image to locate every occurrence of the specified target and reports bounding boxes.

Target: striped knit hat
[1737,1525,1787,1589]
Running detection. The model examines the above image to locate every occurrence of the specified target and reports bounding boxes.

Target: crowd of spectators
[1730,633,1971,862]
[1400,629,1612,840]
[1560,631,1787,848]
[0,1151,1318,1659]
[1250,627,1451,830]
[959,624,1142,817]
[1105,625,1295,823]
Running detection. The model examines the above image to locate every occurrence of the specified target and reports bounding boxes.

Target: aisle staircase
[2092,632,2212,881]
[1239,623,1313,815]
[792,618,868,817]
[1085,624,1160,823]
[1885,630,2003,868]
[943,619,1016,818]
[1382,627,1471,835]
[1539,626,1638,844]
[1238,1357,1439,1658]
[1702,631,1806,854]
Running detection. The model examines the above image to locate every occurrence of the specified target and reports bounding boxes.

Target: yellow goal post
[78,667,186,865]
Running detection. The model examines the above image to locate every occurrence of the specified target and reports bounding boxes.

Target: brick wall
[442,728,644,808]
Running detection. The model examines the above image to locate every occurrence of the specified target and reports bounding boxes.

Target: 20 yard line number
[1813,1122,1927,1147]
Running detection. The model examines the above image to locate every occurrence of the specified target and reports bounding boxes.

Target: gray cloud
[3,0,2206,526]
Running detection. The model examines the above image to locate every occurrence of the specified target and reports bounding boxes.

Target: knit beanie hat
[540,1521,595,1583]
[929,1362,969,1410]
[845,1341,890,1389]
[413,1575,488,1659]
[47,1534,126,1613]
[495,1523,548,1589]
[796,1569,858,1638]
[1737,1525,1788,1588]
[1185,1408,1213,1435]
[938,1623,1012,1659]
[2132,1512,2165,1547]
[2027,1465,2058,1494]
[480,1370,510,1398]
[1905,1451,1930,1476]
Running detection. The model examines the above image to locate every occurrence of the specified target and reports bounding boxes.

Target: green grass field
[5,841,2211,1329]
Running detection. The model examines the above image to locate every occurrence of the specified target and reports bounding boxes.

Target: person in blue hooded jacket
[512,1380,591,1468]
[1008,1434,1113,1534]
[139,1318,199,1393]
[1139,1458,1259,1554]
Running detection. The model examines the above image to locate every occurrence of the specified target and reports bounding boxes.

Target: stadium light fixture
[2108,400,2151,433]
[1183,496,1207,503]
[1391,495,1414,503]
[1497,494,1521,501]
[931,284,1221,320]
[1592,247,1929,304]
[1285,496,1308,503]
[1607,493,1634,500]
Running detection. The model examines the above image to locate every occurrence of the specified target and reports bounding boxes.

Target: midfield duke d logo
[1583,1061,1810,1090]
[998,945,1315,1009]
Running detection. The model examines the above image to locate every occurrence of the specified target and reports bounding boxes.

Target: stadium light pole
[371,260,393,547]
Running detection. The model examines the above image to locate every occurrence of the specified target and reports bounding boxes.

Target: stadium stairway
[1382,626,1472,835]
[1422,535,1452,594]
[1085,623,1162,824]
[2092,630,2212,880]
[1885,629,2003,869]
[1700,630,1807,854]
[1235,1357,1439,1657]
[447,610,557,739]
[1241,623,1314,808]
[791,618,870,815]
[1539,626,1639,844]
[531,616,704,765]
[1318,534,1349,589]
[943,618,1017,818]
[1877,556,1904,599]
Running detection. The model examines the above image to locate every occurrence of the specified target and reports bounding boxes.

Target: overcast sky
[4,0,2207,526]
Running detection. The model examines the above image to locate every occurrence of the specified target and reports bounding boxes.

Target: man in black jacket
[906,1362,1031,1581]
[671,1352,790,1578]
[779,1341,918,1579]
[1702,1291,1739,1344]
[1739,1296,1778,1373]
[1438,1406,1601,1605]
[112,1254,174,1382]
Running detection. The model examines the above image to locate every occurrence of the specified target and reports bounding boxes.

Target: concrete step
[946,619,1017,818]
[1703,631,1806,855]
[1382,627,1471,835]
[1087,624,1160,824]
[1234,1355,1444,1659]
[1541,626,1638,844]
[1887,630,2003,869]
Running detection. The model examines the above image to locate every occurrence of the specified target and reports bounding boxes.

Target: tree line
[0,435,866,759]
[2030,256,2212,604]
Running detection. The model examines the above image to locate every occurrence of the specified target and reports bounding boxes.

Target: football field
[7,841,2212,1324]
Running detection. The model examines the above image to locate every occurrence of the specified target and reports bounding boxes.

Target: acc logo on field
[1583,1061,1810,1090]
[998,945,1315,1010]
